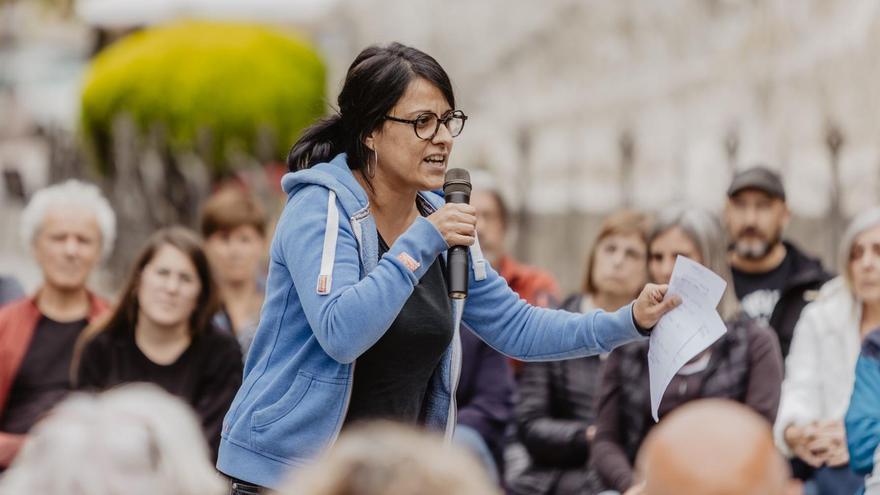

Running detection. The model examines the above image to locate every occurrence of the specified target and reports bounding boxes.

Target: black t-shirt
[76,325,243,456]
[344,230,454,426]
[732,250,794,327]
[0,316,87,434]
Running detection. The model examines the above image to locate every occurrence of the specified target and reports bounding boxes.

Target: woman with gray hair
[0,383,226,495]
[0,179,115,469]
[778,207,880,495]
[591,206,784,495]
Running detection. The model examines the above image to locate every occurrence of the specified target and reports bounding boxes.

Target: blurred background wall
[1,0,878,294]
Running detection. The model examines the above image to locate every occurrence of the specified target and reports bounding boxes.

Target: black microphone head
[443,168,471,195]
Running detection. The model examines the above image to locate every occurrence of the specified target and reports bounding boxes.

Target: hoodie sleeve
[846,340,880,475]
[278,186,448,364]
[462,260,643,360]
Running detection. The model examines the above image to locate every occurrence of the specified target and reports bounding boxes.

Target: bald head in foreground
[638,400,790,495]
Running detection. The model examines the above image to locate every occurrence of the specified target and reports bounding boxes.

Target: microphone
[443,168,471,299]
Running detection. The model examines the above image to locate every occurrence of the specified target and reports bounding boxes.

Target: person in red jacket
[471,176,560,309]
[0,179,115,468]
[466,173,562,484]
[471,174,561,381]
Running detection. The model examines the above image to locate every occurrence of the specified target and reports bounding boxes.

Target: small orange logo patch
[397,252,420,272]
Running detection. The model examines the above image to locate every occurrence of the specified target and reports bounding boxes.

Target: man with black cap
[724,165,831,358]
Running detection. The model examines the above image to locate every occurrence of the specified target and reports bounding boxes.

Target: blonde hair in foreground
[0,383,225,495]
[280,422,500,495]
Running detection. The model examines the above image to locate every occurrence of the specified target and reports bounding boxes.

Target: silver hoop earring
[368,149,378,177]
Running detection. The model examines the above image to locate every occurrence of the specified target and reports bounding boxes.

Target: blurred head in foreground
[0,383,225,495]
[280,422,500,495]
[638,399,789,495]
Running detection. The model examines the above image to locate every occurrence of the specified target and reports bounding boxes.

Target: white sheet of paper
[648,255,728,421]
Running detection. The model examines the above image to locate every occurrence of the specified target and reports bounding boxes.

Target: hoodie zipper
[445,299,465,438]
[417,194,465,438]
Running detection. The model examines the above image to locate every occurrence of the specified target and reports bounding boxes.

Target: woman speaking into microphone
[217,42,679,493]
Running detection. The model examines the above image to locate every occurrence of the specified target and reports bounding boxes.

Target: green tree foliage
[81,21,326,174]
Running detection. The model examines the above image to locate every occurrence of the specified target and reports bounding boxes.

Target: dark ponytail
[287,114,344,172]
[286,42,455,175]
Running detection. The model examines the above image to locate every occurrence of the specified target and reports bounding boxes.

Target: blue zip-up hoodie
[216,153,645,489]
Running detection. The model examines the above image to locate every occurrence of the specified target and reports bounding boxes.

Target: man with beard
[724,166,831,357]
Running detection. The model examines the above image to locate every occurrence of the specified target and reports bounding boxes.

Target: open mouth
[423,154,447,167]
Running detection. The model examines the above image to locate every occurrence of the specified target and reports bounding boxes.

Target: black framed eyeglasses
[383,110,468,140]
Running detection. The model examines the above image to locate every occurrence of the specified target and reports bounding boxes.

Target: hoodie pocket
[251,371,346,461]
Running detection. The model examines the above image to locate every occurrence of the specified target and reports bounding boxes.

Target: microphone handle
[447,245,469,299]
[445,190,470,299]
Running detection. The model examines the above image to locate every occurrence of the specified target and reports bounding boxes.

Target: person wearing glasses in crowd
[0,180,114,470]
[591,207,783,495]
[216,42,680,493]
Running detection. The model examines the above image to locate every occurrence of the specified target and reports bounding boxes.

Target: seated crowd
[1,165,878,495]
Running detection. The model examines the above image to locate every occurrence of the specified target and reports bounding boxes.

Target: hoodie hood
[277,152,465,296]
[281,152,450,219]
[281,153,370,219]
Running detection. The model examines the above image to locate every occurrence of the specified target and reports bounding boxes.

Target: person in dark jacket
[592,206,783,494]
[724,165,831,358]
[454,329,514,483]
[509,210,650,495]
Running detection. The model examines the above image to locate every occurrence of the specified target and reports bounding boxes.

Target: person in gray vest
[591,206,783,495]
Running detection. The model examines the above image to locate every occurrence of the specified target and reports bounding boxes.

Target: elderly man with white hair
[0,179,115,469]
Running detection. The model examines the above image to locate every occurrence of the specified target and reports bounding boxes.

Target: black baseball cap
[727,166,786,201]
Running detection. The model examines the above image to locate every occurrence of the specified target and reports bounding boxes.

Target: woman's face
[204,225,265,287]
[367,77,454,193]
[850,224,880,304]
[649,226,703,284]
[590,232,647,300]
[137,244,202,330]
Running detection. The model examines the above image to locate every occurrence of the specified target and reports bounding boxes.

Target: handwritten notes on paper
[648,256,728,421]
